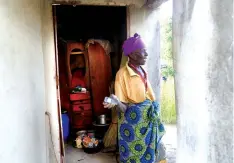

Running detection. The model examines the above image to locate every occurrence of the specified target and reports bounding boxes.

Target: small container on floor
[62,110,70,141]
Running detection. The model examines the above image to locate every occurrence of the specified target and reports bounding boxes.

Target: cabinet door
[66,42,90,89]
[87,42,112,116]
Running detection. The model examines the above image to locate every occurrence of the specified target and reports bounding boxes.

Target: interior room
[53,5,127,162]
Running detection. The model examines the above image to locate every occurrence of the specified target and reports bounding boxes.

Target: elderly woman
[103,33,166,163]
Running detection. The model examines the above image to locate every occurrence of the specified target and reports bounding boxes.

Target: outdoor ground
[65,125,177,163]
[162,125,177,163]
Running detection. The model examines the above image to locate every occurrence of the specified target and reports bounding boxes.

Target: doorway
[52,5,127,162]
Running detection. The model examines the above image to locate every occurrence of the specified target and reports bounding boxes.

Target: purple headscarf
[122,33,146,56]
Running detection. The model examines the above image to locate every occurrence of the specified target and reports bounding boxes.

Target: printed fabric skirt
[118,100,166,163]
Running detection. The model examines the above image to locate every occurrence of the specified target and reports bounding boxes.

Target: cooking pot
[96,114,107,125]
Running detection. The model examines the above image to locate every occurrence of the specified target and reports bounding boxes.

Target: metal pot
[96,114,106,125]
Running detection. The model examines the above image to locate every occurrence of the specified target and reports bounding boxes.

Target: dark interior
[56,5,127,41]
[55,5,127,76]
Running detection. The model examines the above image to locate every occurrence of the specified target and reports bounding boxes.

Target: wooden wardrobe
[87,42,112,116]
[60,40,112,130]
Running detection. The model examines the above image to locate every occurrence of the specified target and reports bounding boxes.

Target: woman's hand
[103,102,115,109]
[103,94,119,109]
[103,95,128,113]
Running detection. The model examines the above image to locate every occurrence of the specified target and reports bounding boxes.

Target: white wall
[52,0,144,7]
[0,0,46,163]
[41,1,62,163]
[173,0,233,162]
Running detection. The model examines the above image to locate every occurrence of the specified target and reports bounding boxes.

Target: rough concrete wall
[145,0,168,8]
[173,0,233,163]
[41,1,62,163]
[52,0,145,7]
[0,0,46,163]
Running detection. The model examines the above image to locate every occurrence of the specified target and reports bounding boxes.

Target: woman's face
[129,48,148,65]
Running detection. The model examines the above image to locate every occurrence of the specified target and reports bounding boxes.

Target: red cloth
[71,70,86,88]
[59,70,86,111]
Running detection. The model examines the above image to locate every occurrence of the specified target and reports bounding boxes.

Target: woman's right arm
[117,101,128,113]
[103,94,128,113]
[110,94,128,113]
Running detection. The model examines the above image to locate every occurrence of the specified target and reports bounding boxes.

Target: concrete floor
[65,125,177,163]
[162,125,177,163]
[65,145,116,163]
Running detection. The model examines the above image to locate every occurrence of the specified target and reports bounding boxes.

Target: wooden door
[87,42,112,116]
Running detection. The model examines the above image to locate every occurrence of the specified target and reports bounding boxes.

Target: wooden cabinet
[60,40,112,130]
[87,42,112,116]
[63,41,92,129]
[65,41,90,89]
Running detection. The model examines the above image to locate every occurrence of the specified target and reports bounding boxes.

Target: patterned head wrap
[122,33,146,56]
